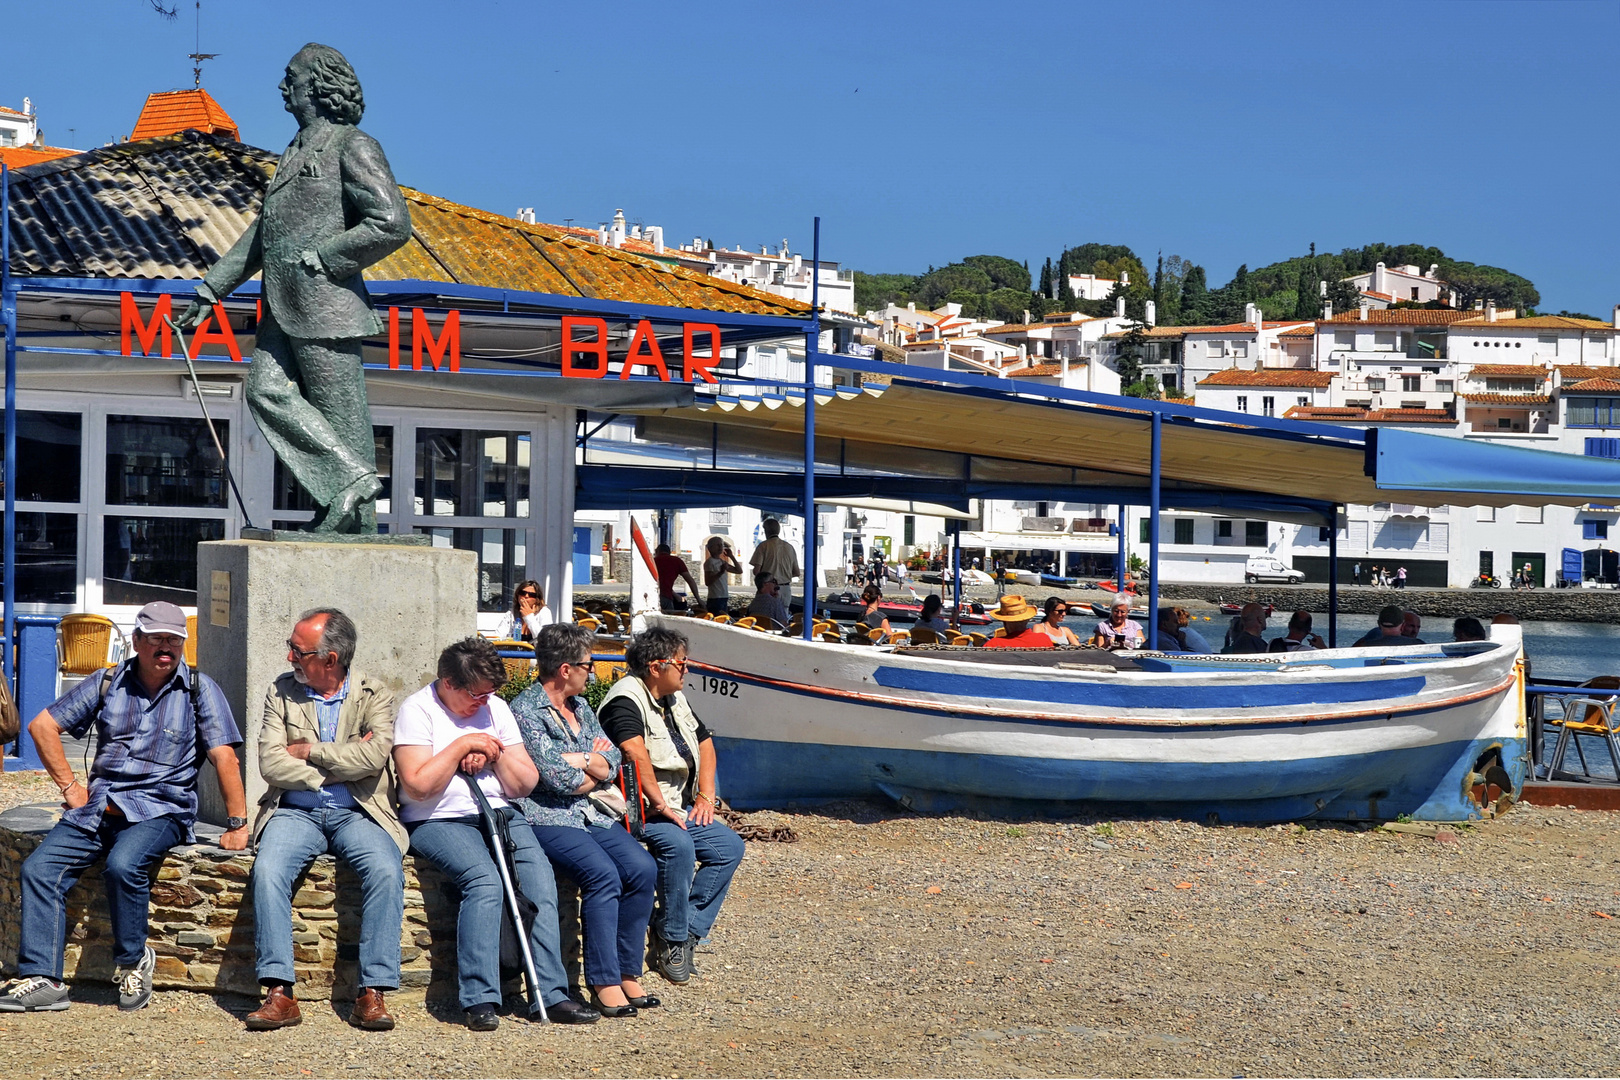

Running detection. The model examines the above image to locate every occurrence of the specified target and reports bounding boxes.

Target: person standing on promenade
[749,517,801,610]
[245,608,403,1032]
[1396,566,1407,589]
[599,628,744,985]
[0,602,245,1014]
[702,537,741,617]
[1353,562,1362,584]
[655,544,700,614]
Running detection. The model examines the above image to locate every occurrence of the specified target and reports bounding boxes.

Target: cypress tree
[1180,265,1208,325]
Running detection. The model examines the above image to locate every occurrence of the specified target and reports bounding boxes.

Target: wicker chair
[908,625,941,646]
[58,614,126,677]
[185,614,198,668]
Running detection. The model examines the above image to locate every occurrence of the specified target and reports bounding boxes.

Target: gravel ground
[1,774,1617,1078]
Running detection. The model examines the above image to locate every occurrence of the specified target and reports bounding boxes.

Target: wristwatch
[226,816,248,830]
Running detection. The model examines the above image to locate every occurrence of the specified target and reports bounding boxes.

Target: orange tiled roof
[1453,315,1615,331]
[0,105,27,118]
[0,144,78,168]
[1464,364,1548,379]
[1285,406,1454,424]
[1557,365,1611,382]
[1322,309,1481,325]
[1198,368,1334,388]
[1278,325,1317,338]
[129,89,239,141]
[1565,378,1620,394]
[1182,321,1309,334]
[1361,290,1393,301]
[1459,393,1550,405]
[1006,363,1063,378]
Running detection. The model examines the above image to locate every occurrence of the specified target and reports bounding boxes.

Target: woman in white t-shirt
[391,637,599,1029]
[504,579,555,642]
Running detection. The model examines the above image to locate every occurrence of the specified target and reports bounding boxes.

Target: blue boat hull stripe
[870,664,1425,707]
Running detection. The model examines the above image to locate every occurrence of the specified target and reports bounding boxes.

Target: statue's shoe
[310,472,383,533]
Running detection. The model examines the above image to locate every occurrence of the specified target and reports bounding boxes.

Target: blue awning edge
[1372,428,1620,502]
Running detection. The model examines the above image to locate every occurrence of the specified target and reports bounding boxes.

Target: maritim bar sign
[119,293,723,382]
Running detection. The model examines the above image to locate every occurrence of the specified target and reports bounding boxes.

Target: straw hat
[987,595,1038,622]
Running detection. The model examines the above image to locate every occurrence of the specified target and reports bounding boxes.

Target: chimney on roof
[1358,304,1368,321]
[1427,263,1439,279]
[1120,270,1129,287]
[630,224,642,241]
[1373,261,1387,296]
[1319,279,1327,298]
[22,97,31,116]
[1485,300,1497,323]
[1323,302,1333,319]
[1022,309,1030,326]
[1115,296,1126,319]
[1244,301,1260,328]
[609,209,626,248]
[1144,300,1156,327]
[1613,304,1619,330]
[646,225,664,253]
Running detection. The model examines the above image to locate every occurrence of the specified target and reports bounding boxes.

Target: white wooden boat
[656,615,1528,823]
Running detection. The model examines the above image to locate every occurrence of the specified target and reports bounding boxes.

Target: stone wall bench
[0,804,565,1003]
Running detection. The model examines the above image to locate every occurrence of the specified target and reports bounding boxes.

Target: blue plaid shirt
[50,659,242,840]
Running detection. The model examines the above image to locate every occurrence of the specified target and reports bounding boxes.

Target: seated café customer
[1092,599,1144,650]
[247,608,403,1032]
[747,575,790,629]
[392,637,598,1029]
[913,594,951,635]
[1154,609,1189,652]
[505,580,554,643]
[1268,610,1326,653]
[1353,605,1426,648]
[1172,607,1213,654]
[599,628,744,985]
[984,596,1055,649]
[0,602,246,1015]
[1452,616,1488,642]
[858,585,892,642]
[511,624,658,1018]
[655,545,700,614]
[1035,597,1080,646]
[702,537,742,617]
[1222,603,1270,654]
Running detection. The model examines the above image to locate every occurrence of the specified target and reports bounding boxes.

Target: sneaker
[464,1003,499,1031]
[683,935,701,977]
[114,945,155,1012]
[0,976,69,1012]
[647,929,690,984]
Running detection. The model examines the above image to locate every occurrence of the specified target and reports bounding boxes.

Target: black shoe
[465,1003,499,1031]
[648,929,691,984]
[589,992,638,1019]
[683,935,701,977]
[547,999,600,1024]
[626,994,662,1009]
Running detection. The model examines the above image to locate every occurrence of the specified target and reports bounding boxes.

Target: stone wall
[1154,583,1620,624]
[0,805,464,1003]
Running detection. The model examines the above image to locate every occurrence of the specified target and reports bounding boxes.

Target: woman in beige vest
[598,627,745,985]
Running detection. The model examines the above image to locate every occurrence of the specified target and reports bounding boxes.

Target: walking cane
[460,773,549,1022]
[163,315,256,531]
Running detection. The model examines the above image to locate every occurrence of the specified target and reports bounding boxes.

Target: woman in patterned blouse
[511,623,659,1017]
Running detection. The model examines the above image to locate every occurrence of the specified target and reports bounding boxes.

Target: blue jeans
[407,813,568,1010]
[531,823,656,988]
[18,812,186,976]
[640,818,744,943]
[251,805,404,991]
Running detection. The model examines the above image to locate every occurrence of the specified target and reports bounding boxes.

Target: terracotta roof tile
[0,105,28,118]
[129,89,239,141]
[1458,393,1550,405]
[1557,365,1611,382]
[1565,378,1620,394]
[1453,315,1615,331]
[1361,290,1393,301]
[1277,325,1318,338]
[1182,321,1309,334]
[1284,406,1454,424]
[1464,364,1548,378]
[1322,309,1479,325]
[1006,363,1062,378]
[0,145,78,168]
[1197,368,1334,388]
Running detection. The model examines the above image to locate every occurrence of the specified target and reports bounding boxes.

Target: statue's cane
[164,315,256,531]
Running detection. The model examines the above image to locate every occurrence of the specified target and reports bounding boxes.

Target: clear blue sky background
[7,0,1617,314]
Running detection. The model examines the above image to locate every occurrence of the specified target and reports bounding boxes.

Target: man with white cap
[0,602,245,1015]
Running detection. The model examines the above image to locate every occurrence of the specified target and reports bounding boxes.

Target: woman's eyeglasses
[657,658,689,673]
[517,590,538,599]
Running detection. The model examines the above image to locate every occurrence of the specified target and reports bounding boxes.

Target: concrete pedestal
[194,539,477,824]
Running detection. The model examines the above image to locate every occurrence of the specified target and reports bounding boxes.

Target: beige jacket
[601,674,704,811]
[252,670,405,854]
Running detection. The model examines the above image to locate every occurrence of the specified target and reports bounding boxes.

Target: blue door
[572,527,592,585]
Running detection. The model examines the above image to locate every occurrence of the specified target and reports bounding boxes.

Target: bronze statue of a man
[178,43,412,533]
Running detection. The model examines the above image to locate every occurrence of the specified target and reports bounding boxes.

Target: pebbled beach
[0,774,1616,1078]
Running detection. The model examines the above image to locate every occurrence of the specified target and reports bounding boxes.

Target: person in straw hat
[983,595,1055,649]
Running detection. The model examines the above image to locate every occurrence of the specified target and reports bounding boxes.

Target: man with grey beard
[244,608,404,1031]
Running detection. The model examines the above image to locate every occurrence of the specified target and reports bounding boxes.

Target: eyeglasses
[517,590,538,599]
[453,684,496,704]
[657,657,689,673]
[286,639,320,660]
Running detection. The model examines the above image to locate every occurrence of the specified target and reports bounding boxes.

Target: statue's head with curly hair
[282,43,365,126]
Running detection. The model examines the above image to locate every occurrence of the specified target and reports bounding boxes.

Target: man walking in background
[749,517,801,610]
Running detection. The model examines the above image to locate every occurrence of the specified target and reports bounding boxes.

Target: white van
[1245,556,1305,584]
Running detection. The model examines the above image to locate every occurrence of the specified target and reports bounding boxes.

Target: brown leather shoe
[245,985,302,1030]
[348,987,396,1031]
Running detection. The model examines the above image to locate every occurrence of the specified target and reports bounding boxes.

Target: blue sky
[7,0,1617,314]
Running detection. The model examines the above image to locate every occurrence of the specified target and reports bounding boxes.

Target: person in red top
[654,544,700,613]
[982,596,1055,649]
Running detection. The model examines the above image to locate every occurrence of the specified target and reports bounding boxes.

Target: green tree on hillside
[1179,265,1211,325]
[961,255,1031,293]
